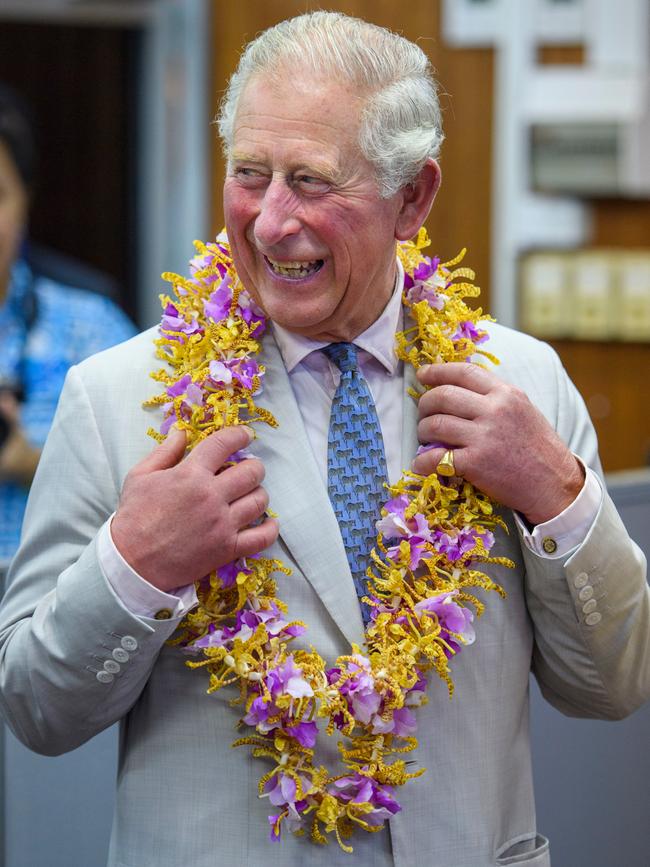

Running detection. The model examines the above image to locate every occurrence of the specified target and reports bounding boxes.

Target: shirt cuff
[515,463,602,559]
[97,516,198,618]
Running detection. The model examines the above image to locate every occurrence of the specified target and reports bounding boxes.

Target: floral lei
[145,229,512,853]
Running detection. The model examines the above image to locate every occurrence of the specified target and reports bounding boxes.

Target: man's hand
[412,363,585,526]
[111,426,278,592]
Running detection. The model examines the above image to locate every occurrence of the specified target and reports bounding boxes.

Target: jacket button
[104,660,121,674]
[578,585,594,602]
[121,636,138,652]
[573,572,588,588]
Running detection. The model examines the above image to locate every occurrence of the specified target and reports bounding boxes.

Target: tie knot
[324,342,358,373]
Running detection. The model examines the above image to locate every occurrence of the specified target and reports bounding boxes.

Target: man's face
[223,73,408,342]
[0,141,28,300]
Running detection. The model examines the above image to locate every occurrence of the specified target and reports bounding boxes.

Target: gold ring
[436,449,456,477]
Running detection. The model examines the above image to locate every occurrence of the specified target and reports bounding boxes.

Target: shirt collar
[273,259,404,375]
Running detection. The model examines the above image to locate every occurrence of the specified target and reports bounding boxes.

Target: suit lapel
[254,334,365,647]
[401,360,420,472]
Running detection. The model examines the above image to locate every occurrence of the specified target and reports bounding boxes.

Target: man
[0,12,648,867]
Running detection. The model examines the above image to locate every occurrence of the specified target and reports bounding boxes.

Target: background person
[0,84,136,569]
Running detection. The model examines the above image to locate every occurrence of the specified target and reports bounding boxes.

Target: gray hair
[217,11,444,198]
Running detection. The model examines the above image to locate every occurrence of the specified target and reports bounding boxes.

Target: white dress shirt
[98,263,602,616]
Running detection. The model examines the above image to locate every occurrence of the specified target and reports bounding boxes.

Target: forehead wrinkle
[233,100,360,148]
[237,114,355,136]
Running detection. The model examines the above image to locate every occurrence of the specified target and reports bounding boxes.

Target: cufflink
[542,537,557,554]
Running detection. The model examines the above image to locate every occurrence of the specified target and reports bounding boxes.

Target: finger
[412,445,465,477]
[187,425,253,472]
[136,426,187,473]
[229,486,270,528]
[417,362,494,395]
[233,518,279,559]
[418,384,485,421]
[417,415,473,449]
[216,457,265,502]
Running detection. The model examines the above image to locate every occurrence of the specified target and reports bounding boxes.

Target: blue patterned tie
[324,343,388,623]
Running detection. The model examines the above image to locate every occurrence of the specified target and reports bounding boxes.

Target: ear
[394,159,441,241]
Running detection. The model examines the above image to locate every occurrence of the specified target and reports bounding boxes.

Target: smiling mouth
[265,256,324,279]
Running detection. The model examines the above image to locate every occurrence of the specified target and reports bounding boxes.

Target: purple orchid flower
[332,655,381,725]
[415,590,476,646]
[284,720,318,748]
[160,409,176,436]
[432,526,494,563]
[243,691,316,746]
[185,381,204,406]
[160,302,202,337]
[233,357,261,389]
[204,276,233,322]
[243,696,273,731]
[240,600,305,640]
[160,375,202,435]
[370,705,417,737]
[217,558,251,588]
[386,538,430,570]
[208,360,233,386]
[404,671,428,708]
[403,257,446,310]
[166,374,192,398]
[267,656,314,701]
[207,357,263,393]
[452,320,488,344]
[375,495,410,538]
[330,774,401,826]
[403,257,440,290]
[268,804,308,842]
[237,291,266,337]
[381,506,434,570]
[264,772,299,807]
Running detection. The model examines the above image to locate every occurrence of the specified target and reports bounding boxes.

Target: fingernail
[243,425,254,442]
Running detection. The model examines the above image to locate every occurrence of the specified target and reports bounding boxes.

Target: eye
[232,166,269,187]
[293,174,331,194]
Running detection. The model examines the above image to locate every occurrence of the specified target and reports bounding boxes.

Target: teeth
[266,257,322,278]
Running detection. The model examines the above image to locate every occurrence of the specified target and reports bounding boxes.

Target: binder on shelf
[571,252,617,340]
[618,253,650,341]
[520,253,571,338]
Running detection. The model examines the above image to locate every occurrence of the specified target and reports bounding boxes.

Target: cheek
[224,181,258,224]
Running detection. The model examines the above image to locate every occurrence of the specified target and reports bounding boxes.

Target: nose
[253,175,302,249]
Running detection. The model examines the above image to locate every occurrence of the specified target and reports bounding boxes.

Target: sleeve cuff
[515,462,603,559]
[97,516,198,618]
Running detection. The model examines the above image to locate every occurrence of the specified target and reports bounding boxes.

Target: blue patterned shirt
[0,260,136,564]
